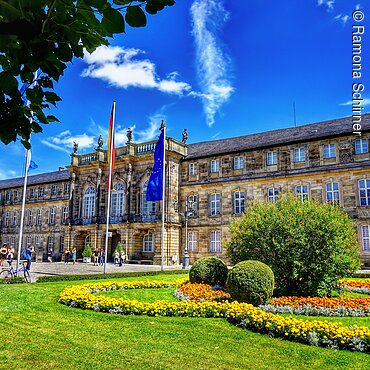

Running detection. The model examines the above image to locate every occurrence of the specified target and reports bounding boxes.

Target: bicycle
[0,260,31,283]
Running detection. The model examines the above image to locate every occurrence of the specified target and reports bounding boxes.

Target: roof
[186,114,370,160]
[0,170,70,190]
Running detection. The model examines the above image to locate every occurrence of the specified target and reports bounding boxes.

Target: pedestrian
[23,244,34,271]
[99,249,105,266]
[113,250,119,265]
[64,248,71,264]
[93,247,99,266]
[72,247,77,265]
[0,244,7,267]
[119,251,125,267]
[6,245,14,265]
[47,247,53,263]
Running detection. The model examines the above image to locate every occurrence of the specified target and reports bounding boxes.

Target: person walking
[113,250,119,266]
[47,247,53,263]
[99,249,105,266]
[93,247,99,266]
[119,251,125,267]
[72,247,77,265]
[23,245,34,271]
[64,248,71,264]
[0,244,7,267]
[6,245,14,265]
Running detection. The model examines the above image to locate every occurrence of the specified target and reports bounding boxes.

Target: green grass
[1,273,370,370]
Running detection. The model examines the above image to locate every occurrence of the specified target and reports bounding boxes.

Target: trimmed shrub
[189,257,228,287]
[226,260,274,306]
[227,194,361,297]
[82,244,93,258]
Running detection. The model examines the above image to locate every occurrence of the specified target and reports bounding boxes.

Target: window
[323,144,336,159]
[189,163,197,176]
[12,211,17,226]
[49,207,56,225]
[30,188,35,198]
[326,182,340,204]
[35,236,40,250]
[143,232,154,252]
[83,187,96,221]
[362,226,370,251]
[85,235,91,249]
[38,187,44,197]
[26,236,32,246]
[64,182,70,194]
[296,185,309,201]
[27,210,32,226]
[210,159,220,173]
[4,212,9,227]
[267,188,279,203]
[13,190,18,201]
[111,182,125,218]
[234,157,244,170]
[59,236,65,253]
[62,207,69,224]
[266,151,278,166]
[359,180,370,206]
[210,193,221,216]
[210,230,221,253]
[293,148,305,162]
[142,182,157,221]
[355,139,369,154]
[188,231,197,252]
[47,236,54,251]
[5,191,10,201]
[233,191,245,214]
[51,184,58,196]
[187,195,198,216]
[36,209,42,225]
[10,236,15,247]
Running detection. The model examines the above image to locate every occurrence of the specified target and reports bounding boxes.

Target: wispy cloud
[41,131,95,153]
[82,46,192,96]
[0,169,18,180]
[340,98,370,106]
[334,13,350,25]
[190,0,234,127]
[136,108,168,142]
[317,0,335,11]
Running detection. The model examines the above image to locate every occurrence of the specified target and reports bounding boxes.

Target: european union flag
[146,131,164,201]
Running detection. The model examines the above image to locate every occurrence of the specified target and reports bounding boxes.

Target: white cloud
[136,113,165,142]
[0,169,18,180]
[40,140,71,154]
[82,45,192,96]
[190,0,234,127]
[334,13,350,25]
[318,0,335,11]
[41,131,95,153]
[340,98,370,106]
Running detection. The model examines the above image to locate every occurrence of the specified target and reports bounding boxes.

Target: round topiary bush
[226,260,274,306]
[189,257,229,287]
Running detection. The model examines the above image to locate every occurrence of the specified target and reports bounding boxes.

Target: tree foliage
[0,0,175,148]
[227,194,361,297]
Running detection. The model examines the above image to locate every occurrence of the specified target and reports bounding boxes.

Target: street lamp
[181,200,195,270]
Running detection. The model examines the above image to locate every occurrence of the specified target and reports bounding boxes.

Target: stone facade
[1,114,370,266]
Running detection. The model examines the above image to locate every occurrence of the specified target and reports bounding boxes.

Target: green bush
[227,194,361,297]
[226,260,274,305]
[113,241,123,257]
[189,257,228,287]
[82,244,93,258]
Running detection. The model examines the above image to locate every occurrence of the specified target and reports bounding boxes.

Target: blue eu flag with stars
[146,131,164,201]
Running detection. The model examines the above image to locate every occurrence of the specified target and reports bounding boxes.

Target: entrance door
[111,233,121,261]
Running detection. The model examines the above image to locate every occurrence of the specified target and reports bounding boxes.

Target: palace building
[1,113,370,266]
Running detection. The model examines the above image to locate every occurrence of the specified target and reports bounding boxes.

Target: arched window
[143,232,154,252]
[142,181,157,221]
[85,235,91,248]
[111,182,125,219]
[83,187,95,221]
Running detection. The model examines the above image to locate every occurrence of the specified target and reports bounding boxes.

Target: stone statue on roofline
[182,128,188,144]
[126,127,133,144]
[97,135,103,149]
[73,141,78,154]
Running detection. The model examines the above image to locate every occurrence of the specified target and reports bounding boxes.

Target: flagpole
[16,70,38,274]
[161,123,166,271]
[104,101,116,274]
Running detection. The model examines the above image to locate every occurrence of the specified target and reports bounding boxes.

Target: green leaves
[0,0,176,148]
[125,6,147,27]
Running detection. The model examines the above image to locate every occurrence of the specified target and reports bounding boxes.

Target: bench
[126,259,153,265]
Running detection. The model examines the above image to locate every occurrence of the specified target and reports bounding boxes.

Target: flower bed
[339,279,370,295]
[59,279,370,353]
[174,282,231,302]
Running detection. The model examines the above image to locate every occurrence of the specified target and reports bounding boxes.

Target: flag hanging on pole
[106,106,116,190]
[146,130,165,201]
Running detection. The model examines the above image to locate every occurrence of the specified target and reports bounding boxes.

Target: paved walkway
[28,261,184,281]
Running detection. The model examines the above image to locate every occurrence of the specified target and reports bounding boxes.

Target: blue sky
[0,0,369,179]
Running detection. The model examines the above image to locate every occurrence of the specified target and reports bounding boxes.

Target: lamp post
[182,200,194,270]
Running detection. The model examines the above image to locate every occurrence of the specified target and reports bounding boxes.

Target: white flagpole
[104,101,116,274]
[161,124,166,271]
[16,70,38,274]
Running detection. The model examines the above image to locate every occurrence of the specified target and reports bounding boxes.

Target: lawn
[1,273,370,370]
